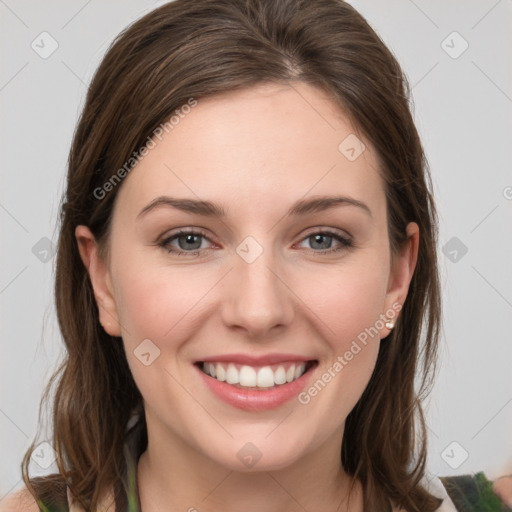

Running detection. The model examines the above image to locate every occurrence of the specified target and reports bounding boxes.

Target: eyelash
[157,229,354,256]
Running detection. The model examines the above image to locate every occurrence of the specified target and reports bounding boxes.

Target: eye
[157,228,354,257]
[297,230,353,254]
[158,229,213,256]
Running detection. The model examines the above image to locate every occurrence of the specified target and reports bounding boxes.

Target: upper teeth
[201,362,308,388]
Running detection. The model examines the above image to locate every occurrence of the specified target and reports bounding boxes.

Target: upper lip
[196,353,316,366]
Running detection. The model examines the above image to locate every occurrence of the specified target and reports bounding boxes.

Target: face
[76,82,418,472]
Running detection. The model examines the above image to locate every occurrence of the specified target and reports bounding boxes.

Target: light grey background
[1,0,511,500]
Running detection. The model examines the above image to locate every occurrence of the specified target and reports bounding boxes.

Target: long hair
[22,1,442,510]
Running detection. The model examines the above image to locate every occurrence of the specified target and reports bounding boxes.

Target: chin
[199,432,313,473]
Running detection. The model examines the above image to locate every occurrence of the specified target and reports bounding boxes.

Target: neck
[136,414,362,512]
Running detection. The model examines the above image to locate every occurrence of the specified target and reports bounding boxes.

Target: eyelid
[294,228,354,254]
[157,227,215,253]
[157,226,354,256]
[299,226,352,240]
[158,227,211,242]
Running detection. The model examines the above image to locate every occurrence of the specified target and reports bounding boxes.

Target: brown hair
[22,0,442,510]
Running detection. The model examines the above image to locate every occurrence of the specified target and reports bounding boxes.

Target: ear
[75,225,122,337]
[380,222,419,337]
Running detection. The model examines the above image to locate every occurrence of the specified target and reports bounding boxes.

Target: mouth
[194,360,318,390]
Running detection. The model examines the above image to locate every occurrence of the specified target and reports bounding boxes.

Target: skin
[493,475,512,508]
[3,83,511,512]
[75,81,420,512]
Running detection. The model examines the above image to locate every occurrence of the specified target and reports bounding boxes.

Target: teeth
[226,363,239,384]
[294,363,305,380]
[274,365,287,385]
[240,366,257,386]
[256,367,274,387]
[201,361,310,388]
[215,363,226,381]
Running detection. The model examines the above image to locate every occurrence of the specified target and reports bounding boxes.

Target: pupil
[179,234,201,250]
[312,234,331,250]
[176,234,334,251]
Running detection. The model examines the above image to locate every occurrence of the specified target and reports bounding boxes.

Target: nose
[220,245,295,339]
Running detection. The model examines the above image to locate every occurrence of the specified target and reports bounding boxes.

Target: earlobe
[75,225,122,337]
[380,222,420,338]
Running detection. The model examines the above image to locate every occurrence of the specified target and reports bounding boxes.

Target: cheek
[112,265,201,406]
[113,243,390,402]
[114,259,211,342]
[292,262,388,427]
[114,250,390,359]
[293,257,390,346]
[110,260,192,374]
[111,256,226,386]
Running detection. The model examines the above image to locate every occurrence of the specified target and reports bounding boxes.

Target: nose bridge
[222,235,294,336]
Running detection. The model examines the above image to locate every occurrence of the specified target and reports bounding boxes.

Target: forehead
[113,82,386,222]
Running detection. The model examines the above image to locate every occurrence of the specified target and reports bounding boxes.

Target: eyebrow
[136,194,372,220]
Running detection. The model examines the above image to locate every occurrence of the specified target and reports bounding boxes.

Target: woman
[3,0,511,511]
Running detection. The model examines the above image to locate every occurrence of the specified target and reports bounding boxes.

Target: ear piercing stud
[385,320,395,330]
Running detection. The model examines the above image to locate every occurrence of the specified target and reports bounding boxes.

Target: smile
[199,361,315,389]
[194,357,318,411]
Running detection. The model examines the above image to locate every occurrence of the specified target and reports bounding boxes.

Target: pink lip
[197,353,313,366]
[194,360,318,412]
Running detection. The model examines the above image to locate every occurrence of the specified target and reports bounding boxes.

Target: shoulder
[0,487,40,512]
[0,474,69,512]
[440,472,510,511]
[493,475,512,508]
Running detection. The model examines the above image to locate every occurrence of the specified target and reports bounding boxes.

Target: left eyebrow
[287,195,372,218]
[136,194,372,221]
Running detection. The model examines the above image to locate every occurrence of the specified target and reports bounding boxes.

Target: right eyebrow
[137,196,226,220]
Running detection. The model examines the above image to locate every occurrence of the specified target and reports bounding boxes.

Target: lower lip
[195,363,317,412]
